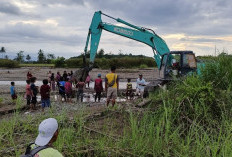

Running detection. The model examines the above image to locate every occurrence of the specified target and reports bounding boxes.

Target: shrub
[0,59,19,68]
[200,55,232,89]
[139,64,148,69]
[52,57,66,67]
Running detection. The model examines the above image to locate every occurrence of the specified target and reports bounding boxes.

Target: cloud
[0,22,84,45]
[22,0,85,7]
[0,1,23,15]
[87,0,232,36]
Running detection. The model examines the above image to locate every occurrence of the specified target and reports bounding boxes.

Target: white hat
[35,118,58,146]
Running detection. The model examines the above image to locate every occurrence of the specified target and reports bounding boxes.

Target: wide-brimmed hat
[35,118,58,146]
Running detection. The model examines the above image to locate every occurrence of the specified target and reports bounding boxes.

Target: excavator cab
[159,51,197,79]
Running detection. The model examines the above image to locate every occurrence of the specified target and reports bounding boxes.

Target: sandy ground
[0,67,159,81]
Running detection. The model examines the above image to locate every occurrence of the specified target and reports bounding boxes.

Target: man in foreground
[105,66,119,107]
[21,118,63,157]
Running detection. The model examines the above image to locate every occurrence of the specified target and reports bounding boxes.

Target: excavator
[74,11,198,96]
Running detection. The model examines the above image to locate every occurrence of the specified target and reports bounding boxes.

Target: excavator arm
[84,11,170,69]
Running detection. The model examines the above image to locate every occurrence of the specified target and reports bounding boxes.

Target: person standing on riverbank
[51,73,56,91]
[126,78,133,100]
[85,73,91,88]
[58,77,66,102]
[105,66,119,107]
[25,80,31,107]
[76,78,85,102]
[10,82,17,101]
[40,79,51,112]
[27,71,32,80]
[135,74,146,98]
[30,77,38,110]
[94,74,103,102]
[65,79,72,103]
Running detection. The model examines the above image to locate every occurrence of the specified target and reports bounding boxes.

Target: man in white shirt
[135,74,146,98]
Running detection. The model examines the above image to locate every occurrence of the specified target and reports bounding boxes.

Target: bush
[200,55,232,89]
[52,57,66,67]
[139,64,148,69]
[0,59,19,68]
[65,57,156,69]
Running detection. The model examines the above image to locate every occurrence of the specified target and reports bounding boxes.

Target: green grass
[20,64,55,67]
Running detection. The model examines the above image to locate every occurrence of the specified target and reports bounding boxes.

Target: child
[25,80,32,106]
[50,73,55,91]
[126,78,133,100]
[65,79,72,103]
[30,77,38,110]
[10,82,17,100]
[59,77,66,102]
[85,73,91,88]
[76,78,85,102]
[40,79,51,112]
[94,74,103,102]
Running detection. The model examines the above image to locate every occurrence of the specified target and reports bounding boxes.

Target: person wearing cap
[135,74,146,98]
[28,118,63,156]
[105,66,119,106]
[94,73,103,102]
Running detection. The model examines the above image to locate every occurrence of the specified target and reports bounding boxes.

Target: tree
[47,53,55,60]
[26,54,31,62]
[46,53,55,63]
[37,49,46,63]
[97,49,105,58]
[15,51,24,63]
[0,47,6,58]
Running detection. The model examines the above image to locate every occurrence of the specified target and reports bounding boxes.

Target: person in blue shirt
[58,77,66,102]
[10,82,17,100]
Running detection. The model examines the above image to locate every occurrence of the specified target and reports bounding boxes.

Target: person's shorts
[66,92,72,98]
[41,99,50,108]
[26,95,31,105]
[31,96,37,104]
[107,87,117,99]
[126,90,133,96]
[11,94,17,100]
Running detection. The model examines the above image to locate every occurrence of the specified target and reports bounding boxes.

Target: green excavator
[74,11,198,96]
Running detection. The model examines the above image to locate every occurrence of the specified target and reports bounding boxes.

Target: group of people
[10,67,146,111]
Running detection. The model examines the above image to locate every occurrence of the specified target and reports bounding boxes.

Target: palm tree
[0,47,6,58]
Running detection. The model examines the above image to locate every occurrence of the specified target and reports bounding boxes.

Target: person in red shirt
[65,79,72,103]
[94,74,103,102]
[40,79,51,112]
[27,71,33,80]
[76,78,85,102]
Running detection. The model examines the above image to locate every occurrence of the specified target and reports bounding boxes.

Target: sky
[0,0,232,60]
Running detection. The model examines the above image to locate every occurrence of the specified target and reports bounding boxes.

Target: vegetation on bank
[19,64,55,67]
[1,54,232,156]
[0,59,19,68]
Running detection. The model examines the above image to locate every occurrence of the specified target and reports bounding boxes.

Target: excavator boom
[84,11,170,69]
